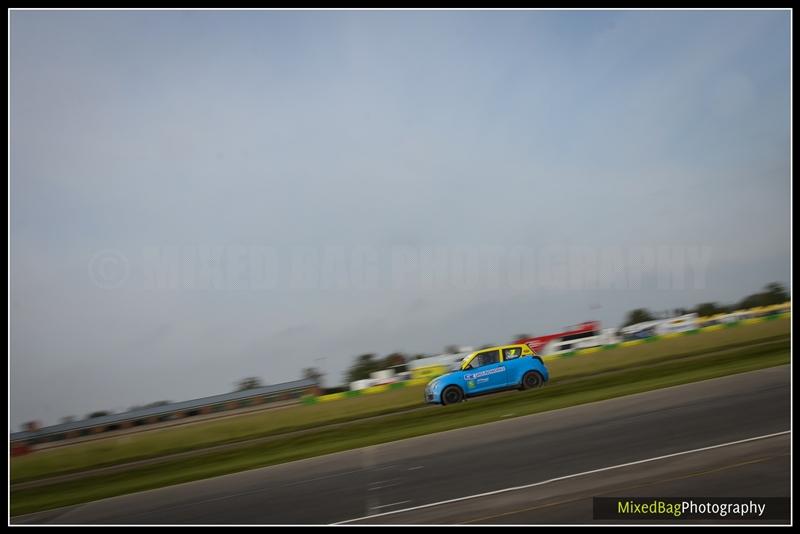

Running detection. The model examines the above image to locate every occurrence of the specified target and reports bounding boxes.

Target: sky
[10,10,791,428]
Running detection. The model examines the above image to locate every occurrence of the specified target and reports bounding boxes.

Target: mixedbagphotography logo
[88,249,130,289]
[85,244,714,293]
[593,497,790,521]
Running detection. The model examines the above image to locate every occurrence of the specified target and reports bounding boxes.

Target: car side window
[467,350,500,369]
[503,347,521,360]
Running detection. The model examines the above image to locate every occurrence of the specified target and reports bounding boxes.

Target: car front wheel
[441,385,464,405]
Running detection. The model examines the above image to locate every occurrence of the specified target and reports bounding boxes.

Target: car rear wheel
[441,386,464,405]
[521,371,544,390]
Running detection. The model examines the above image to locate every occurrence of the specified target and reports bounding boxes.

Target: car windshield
[451,358,466,371]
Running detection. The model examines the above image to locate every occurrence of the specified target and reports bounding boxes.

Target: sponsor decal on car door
[462,349,507,392]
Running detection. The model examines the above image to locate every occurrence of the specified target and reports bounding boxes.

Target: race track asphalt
[13,365,791,525]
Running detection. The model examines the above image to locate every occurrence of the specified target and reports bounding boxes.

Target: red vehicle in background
[514,321,601,355]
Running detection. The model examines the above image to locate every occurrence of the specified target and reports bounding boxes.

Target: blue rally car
[424,344,549,405]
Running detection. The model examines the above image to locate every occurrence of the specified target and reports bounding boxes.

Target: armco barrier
[299,310,789,405]
[411,365,448,381]
[301,378,429,406]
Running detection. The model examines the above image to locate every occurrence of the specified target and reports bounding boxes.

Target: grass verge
[11,338,789,517]
[11,318,790,484]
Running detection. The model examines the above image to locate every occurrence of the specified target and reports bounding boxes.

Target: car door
[500,346,525,385]
[462,349,507,394]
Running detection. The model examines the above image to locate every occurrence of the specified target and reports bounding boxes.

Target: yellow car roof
[469,344,527,354]
[461,344,533,369]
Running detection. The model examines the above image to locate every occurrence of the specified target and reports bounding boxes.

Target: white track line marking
[372,501,410,510]
[369,481,402,491]
[332,430,790,524]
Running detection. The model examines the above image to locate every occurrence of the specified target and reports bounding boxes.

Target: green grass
[11,317,789,485]
[11,384,426,483]
[11,336,789,517]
